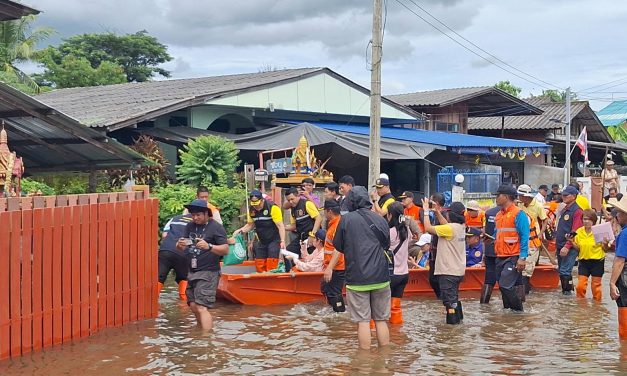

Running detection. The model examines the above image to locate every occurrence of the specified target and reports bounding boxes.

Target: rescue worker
[517,184,547,297]
[572,209,608,301]
[371,177,395,216]
[494,185,529,312]
[158,213,192,300]
[555,185,584,295]
[422,199,467,324]
[465,227,483,267]
[480,205,500,304]
[284,187,323,271]
[322,199,346,312]
[465,200,485,232]
[609,196,627,339]
[386,202,411,324]
[233,190,286,272]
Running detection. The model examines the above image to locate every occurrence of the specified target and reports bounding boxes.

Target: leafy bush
[152,183,197,229]
[109,135,170,189]
[208,171,247,233]
[176,135,239,187]
[21,178,55,195]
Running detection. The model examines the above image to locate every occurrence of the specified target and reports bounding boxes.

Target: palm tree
[0,14,53,93]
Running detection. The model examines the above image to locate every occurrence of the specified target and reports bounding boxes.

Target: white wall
[524,164,563,189]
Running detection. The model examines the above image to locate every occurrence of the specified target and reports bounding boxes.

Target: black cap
[323,199,340,209]
[373,178,390,188]
[398,191,414,199]
[466,227,482,237]
[538,184,548,190]
[496,185,517,196]
[449,201,466,215]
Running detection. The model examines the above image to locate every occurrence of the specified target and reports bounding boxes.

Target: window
[434,122,459,133]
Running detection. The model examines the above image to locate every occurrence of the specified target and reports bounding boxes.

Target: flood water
[3,255,627,375]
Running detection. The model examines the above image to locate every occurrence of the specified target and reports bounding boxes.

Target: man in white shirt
[535,184,548,205]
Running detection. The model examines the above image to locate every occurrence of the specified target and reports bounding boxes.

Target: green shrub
[21,178,55,195]
[152,183,196,229]
[176,135,240,187]
[208,174,247,233]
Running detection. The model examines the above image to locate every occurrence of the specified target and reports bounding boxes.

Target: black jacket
[333,186,390,286]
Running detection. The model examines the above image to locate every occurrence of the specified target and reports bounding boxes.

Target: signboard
[266,158,293,174]
[254,169,269,182]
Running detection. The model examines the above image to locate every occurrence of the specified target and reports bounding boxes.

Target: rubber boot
[266,258,279,271]
[178,280,188,301]
[480,284,494,304]
[516,285,526,303]
[157,282,164,296]
[502,288,523,312]
[591,276,603,301]
[576,275,589,298]
[560,276,573,295]
[565,276,574,295]
[619,307,627,339]
[456,301,463,321]
[501,287,511,309]
[389,297,403,324]
[329,296,346,313]
[370,319,376,329]
[523,276,531,295]
[446,304,460,325]
[254,258,266,273]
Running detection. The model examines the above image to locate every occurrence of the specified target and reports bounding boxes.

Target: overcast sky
[25,0,627,110]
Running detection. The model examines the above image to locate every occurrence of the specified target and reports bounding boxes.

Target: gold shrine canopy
[0,83,149,172]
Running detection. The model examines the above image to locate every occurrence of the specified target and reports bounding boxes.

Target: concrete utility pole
[564,87,571,187]
[368,0,382,187]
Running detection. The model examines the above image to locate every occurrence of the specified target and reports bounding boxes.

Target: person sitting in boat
[284,187,323,271]
[409,233,431,269]
[285,229,325,272]
[465,227,483,267]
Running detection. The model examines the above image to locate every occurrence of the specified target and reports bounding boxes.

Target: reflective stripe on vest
[495,206,521,257]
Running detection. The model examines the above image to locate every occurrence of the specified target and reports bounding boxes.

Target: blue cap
[561,186,578,196]
[250,189,263,204]
[315,229,327,241]
[184,199,211,214]
[373,178,390,187]
[466,227,482,237]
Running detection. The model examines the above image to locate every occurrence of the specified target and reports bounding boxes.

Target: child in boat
[285,229,325,272]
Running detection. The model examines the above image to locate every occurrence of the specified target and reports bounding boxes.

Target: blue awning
[299,121,551,155]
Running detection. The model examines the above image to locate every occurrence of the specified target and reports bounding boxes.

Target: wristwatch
[208,243,213,251]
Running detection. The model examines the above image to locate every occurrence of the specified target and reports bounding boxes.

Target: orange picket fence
[0,191,159,360]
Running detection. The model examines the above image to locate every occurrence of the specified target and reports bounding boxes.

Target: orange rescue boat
[218,262,559,305]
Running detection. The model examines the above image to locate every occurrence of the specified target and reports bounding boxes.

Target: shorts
[438,274,463,307]
[578,259,605,277]
[158,250,189,283]
[346,285,391,322]
[186,270,220,308]
[390,274,409,298]
[254,239,281,259]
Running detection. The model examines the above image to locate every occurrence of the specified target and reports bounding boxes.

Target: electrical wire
[577,76,627,93]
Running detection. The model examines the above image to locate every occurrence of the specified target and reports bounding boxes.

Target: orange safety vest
[527,213,541,249]
[495,205,522,257]
[465,210,485,229]
[323,216,345,270]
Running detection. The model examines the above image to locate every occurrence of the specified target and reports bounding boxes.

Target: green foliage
[34,30,172,88]
[153,183,196,229]
[207,171,247,233]
[532,89,578,102]
[607,125,627,164]
[20,178,55,195]
[494,80,521,98]
[176,135,240,187]
[0,14,54,93]
[108,135,170,188]
[33,53,127,88]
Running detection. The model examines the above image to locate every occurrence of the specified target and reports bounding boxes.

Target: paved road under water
[3,255,627,375]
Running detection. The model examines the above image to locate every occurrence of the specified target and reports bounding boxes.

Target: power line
[393,0,561,92]
[577,75,627,93]
[402,0,564,91]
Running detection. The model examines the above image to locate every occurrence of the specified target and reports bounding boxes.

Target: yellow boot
[389,297,403,324]
[178,280,188,301]
[576,275,589,298]
[619,307,627,340]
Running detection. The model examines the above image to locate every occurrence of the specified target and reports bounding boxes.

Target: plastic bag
[223,234,246,266]
[268,261,285,273]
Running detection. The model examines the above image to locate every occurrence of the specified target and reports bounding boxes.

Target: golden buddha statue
[291,135,316,175]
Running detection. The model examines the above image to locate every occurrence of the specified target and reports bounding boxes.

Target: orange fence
[0,191,159,360]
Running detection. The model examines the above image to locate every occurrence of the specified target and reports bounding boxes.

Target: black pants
[390,274,409,298]
[495,256,521,290]
[429,258,440,298]
[484,255,497,285]
[158,250,189,283]
[254,239,281,259]
[321,270,345,300]
[438,275,463,308]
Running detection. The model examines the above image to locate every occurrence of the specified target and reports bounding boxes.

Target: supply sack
[223,234,247,265]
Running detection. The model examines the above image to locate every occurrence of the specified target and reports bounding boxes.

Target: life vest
[160,214,193,252]
[378,193,395,214]
[250,200,280,244]
[495,205,523,257]
[465,210,485,229]
[526,213,542,249]
[291,198,315,236]
[323,216,345,270]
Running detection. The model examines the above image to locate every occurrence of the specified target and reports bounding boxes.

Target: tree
[33,54,127,88]
[494,80,522,98]
[176,135,240,187]
[35,30,172,87]
[0,15,54,93]
[533,89,578,102]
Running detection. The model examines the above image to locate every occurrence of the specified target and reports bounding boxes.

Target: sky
[24,0,627,111]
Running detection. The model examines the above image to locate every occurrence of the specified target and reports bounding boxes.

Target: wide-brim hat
[466,200,481,211]
[610,197,627,214]
[184,199,211,214]
[516,184,536,198]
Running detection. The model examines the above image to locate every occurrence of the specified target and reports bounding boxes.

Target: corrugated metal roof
[596,100,627,127]
[468,98,613,143]
[0,0,39,21]
[387,86,542,117]
[0,82,149,171]
[306,122,550,152]
[36,67,421,130]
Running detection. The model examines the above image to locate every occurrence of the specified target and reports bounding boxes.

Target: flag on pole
[575,126,588,162]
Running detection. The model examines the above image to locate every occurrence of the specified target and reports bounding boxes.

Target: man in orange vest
[494,185,529,311]
[321,199,346,312]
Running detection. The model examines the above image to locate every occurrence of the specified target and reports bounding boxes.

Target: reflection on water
[2,256,627,375]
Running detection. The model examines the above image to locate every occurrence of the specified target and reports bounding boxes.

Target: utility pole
[564,87,571,187]
[368,0,382,187]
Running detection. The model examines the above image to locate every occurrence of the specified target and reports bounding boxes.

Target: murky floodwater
[3,255,627,375]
